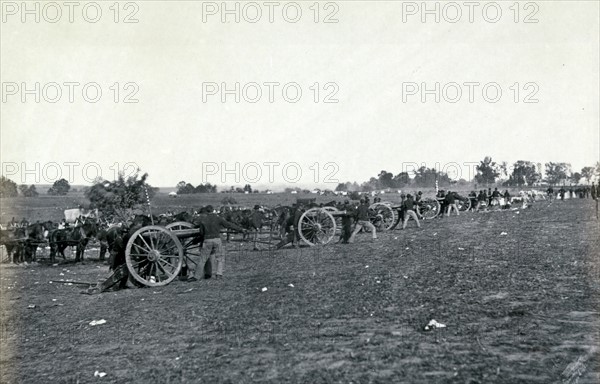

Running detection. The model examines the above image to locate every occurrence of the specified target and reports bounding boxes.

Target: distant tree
[393,172,411,188]
[544,162,571,185]
[474,156,500,185]
[413,167,451,187]
[19,184,39,197]
[335,183,348,192]
[0,176,18,197]
[506,160,541,187]
[243,184,252,193]
[596,161,600,178]
[48,178,71,196]
[581,166,595,184]
[177,183,195,194]
[377,171,394,189]
[25,185,38,197]
[570,172,582,185]
[195,183,217,193]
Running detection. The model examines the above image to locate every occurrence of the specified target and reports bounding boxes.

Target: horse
[0,228,19,263]
[48,217,98,263]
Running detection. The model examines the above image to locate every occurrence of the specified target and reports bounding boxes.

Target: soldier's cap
[254,205,261,210]
[205,205,214,212]
[407,194,413,198]
[344,200,349,204]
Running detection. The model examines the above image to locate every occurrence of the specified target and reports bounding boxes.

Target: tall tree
[48,178,71,196]
[377,170,394,189]
[570,172,582,185]
[506,160,541,187]
[581,166,595,184]
[85,172,155,221]
[474,156,500,185]
[393,172,411,188]
[413,167,451,187]
[544,162,571,185]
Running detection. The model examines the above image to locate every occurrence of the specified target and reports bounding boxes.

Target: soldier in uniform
[338,200,355,244]
[402,194,421,229]
[349,199,377,243]
[188,205,247,281]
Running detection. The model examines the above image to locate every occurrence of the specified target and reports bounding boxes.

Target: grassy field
[0,195,598,383]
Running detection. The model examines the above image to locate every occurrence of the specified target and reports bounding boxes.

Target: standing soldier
[188,205,247,281]
[402,194,421,229]
[338,200,355,244]
[445,191,459,216]
[592,182,598,219]
[349,199,377,243]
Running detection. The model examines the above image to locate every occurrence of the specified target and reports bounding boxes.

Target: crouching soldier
[84,227,130,294]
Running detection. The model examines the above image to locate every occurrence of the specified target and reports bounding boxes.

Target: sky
[1,1,598,190]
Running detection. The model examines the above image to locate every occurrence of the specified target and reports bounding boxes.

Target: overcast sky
[1,1,598,189]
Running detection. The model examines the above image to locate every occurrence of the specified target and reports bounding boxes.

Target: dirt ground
[1,198,599,383]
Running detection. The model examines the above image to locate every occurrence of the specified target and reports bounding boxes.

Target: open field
[1,197,599,383]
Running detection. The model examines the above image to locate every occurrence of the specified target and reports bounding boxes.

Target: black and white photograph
[1,1,599,382]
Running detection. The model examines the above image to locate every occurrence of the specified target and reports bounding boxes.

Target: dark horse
[49,218,98,262]
[1,222,49,263]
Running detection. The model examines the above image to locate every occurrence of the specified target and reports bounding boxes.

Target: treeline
[334,158,600,192]
[176,181,218,194]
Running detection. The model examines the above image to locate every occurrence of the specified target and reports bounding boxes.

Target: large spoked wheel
[165,221,202,271]
[420,199,441,220]
[298,208,336,246]
[369,203,396,231]
[457,198,472,212]
[125,226,184,287]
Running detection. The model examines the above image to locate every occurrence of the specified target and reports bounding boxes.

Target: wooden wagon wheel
[369,203,396,231]
[125,226,184,287]
[298,208,336,246]
[165,221,202,270]
[420,199,441,220]
[457,198,472,211]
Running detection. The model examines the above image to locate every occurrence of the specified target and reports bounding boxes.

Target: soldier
[349,199,377,243]
[276,203,305,249]
[338,200,355,244]
[476,190,486,211]
[492,188,501,206]
[415,191,424,219]
[468,191,477,212]
[445,191,459,216]
[402,194,421,229]
[503,190,511,209]
[188,205,247,281]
